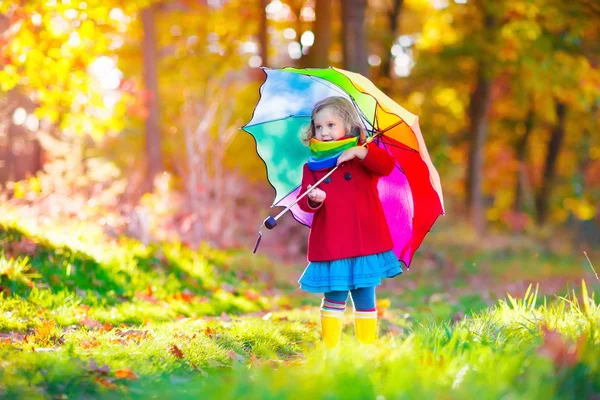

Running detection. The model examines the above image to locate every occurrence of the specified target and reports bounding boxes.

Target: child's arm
[297,164,324,213]
[359,142,395,176]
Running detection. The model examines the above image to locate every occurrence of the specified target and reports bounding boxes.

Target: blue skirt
[298,250,403,293]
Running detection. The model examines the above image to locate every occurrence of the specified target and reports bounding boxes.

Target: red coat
[298,142,395,262]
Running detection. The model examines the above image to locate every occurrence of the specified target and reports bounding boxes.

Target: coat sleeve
[297,164,323,213]
[360,142,395,176]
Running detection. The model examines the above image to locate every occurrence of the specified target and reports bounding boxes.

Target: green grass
[2,286,599,399]
[1,213,600,399]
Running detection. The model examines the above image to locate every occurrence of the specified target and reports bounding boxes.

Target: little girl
[297,96,402,348]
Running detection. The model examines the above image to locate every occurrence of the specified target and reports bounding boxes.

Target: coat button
[344,173,352,181]
[324,177,331,184]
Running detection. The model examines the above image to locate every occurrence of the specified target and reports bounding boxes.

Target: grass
[1,211,599,399]
[2,286,598,399]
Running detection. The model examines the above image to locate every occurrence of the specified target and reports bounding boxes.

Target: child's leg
[350,286,376,310]
[350,286,378,344]
[322,290,349,311]
[320,291,349,349]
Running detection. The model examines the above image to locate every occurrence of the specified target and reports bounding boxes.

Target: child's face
[313,107,348,142]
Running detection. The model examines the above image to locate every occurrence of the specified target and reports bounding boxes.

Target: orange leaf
[244,289,260,301]
[81,339,101,349]
[180,289,194,302]
[169,344,185,359]
[35,320,56,342]
[204,326,216,337]
[96,377,116,389]
[100,322,113,333]
[115,368,138,380]
[249,353,260,366]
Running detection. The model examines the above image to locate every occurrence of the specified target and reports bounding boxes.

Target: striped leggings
[321,286,376,312]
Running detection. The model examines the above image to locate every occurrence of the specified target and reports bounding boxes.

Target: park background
[1,0,599,398]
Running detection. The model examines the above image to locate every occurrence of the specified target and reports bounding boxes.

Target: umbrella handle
[252,135,378,254]
[266,132,380,228]
[266,165,339,229]
[252,165,339,254]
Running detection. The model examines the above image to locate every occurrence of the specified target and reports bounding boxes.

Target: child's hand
[337,146,368,165]
[307,184,326,204]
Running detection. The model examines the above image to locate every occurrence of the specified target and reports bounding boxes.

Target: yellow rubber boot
[320,309,344,349]
[354,310,378,345]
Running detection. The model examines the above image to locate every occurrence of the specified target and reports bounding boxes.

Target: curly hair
[301,96,365,145]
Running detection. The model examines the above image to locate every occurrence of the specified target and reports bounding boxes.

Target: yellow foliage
[486,208,500,222]
[418,13,459,51]
[564,198,596,221]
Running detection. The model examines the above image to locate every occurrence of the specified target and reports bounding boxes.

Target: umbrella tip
[264,216,277,229]
[252,231,263,253]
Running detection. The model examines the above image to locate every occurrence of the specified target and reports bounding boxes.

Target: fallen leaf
[79,305,91,313]
[96,377,116,389]
[169,344,185,359]
[115,368,138,380]
[100,323,113,333]
[35,320,56,343]
[244,289,260,301]
[249,353,260,366]
[80,339,101,349]
[115,329,151,342]
[88,360,110,375]
[80,317,102,330]
[537,325,580,369]
[203,326,216,337]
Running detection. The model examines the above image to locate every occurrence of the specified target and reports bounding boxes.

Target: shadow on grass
[0,224,214,306]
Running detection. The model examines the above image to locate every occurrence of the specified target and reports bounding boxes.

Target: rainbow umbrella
[242,67,444,268]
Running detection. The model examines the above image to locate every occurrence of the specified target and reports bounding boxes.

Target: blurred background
[0,0,598,266]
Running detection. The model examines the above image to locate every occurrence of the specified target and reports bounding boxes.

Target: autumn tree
[341,0,367,74]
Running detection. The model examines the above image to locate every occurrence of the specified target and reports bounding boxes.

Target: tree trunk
[259,0,268,67]
[306,0,332,68]
[513,107,534,212]
[341,0,368,75]
[466,66,492,234]
[141,4,163,192]
[379,0,404,84]
[5,123,16,182]
[535,101,567,226]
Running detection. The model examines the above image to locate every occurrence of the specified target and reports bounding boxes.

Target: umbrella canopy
[243,67,444,267]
